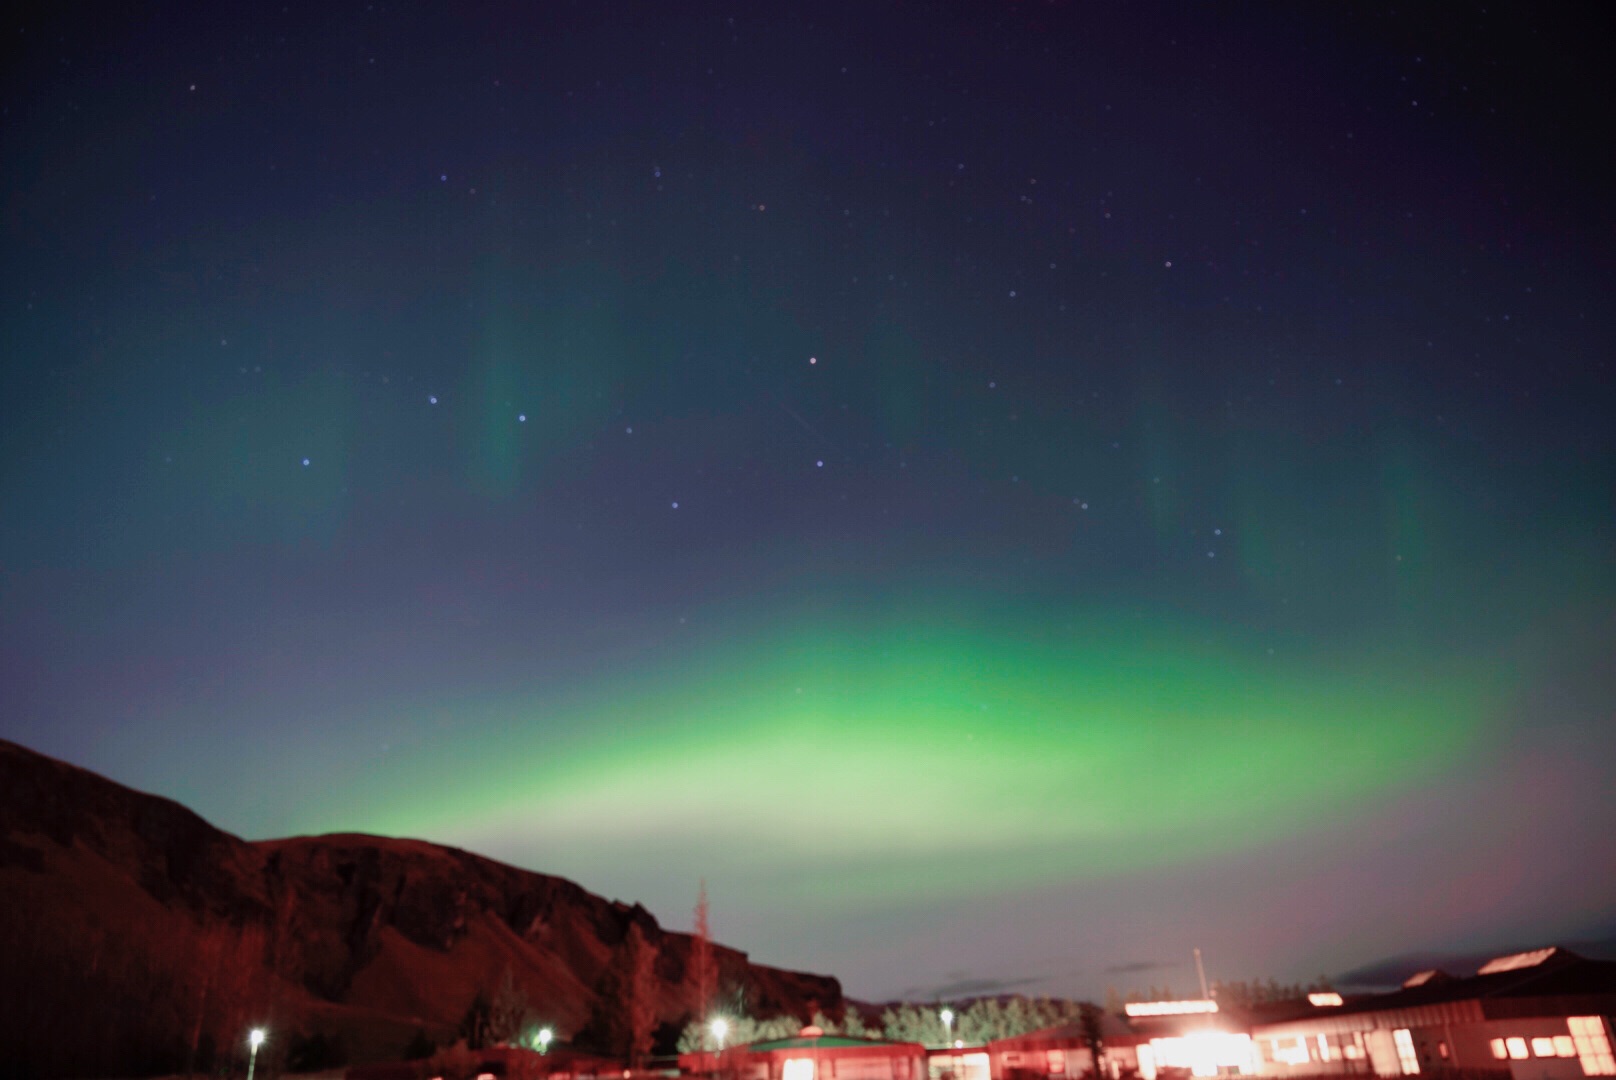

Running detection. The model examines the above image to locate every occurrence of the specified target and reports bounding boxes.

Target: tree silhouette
[1079,1003,1105,1078]
[692,881,716,1024]
[490,966,534,1046]
[404,1028,437,1060]
[623,923,659,1067]
[460,988,495,1049]
[588,921,661,1065]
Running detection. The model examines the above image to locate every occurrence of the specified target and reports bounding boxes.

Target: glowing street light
[940,1008,954,1049]
[538,1027,554,1054]
[711,1017,730,1052]
[246,1029,266,1080]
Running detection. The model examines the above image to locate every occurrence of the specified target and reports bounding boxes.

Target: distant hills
[0,739,842,1078]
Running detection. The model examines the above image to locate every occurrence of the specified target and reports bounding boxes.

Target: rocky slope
[0,739,841,1078]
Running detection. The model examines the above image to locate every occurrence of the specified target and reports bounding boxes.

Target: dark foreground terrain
[0,739,841,1077]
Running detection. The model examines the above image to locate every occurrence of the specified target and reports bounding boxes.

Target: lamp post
[538,1027,553,1054]
[711,1017,729,1052]
[246,1029,266,1080]
[940,1008,954,1049]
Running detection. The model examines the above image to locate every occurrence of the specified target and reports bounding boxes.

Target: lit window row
[1492,1036,1576,1060]
[1487,1020,1616,1076]
[1265,1032,1374,1066]
[1570,1017,1616,1076]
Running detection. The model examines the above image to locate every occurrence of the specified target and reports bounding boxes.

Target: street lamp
[711,1017,730,1052]
[939,1008,954,1049]
[246,1029,266,1080]
[538,1027,554,1054]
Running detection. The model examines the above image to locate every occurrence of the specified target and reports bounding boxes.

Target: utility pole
[1194,949,1210,1000]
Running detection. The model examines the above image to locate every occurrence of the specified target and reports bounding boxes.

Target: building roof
[749,1034,918,1052]
[1253,948,1616,1034]
[1402,969,1453,988]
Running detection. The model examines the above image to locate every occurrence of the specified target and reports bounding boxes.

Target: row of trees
[676,996,1098,1052]
[877,998,1093,1045]
[1209,977,1336,1007]
[676,1013,809,1053]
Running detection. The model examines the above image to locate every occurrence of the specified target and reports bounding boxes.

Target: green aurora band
[313,607,1502,908]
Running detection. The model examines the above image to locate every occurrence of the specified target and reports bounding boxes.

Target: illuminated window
[1438,1043,1449,1060]
[1535,1039,1560,1057]
[1507,1038,1530,1060]
[1555,1036,1577,1058]
[1319,1035,1332,1062]
[1569,1017,1616,1076]
[784,1059,818,1080]
[1272,1037,1309,1066]
[1394,1030,1420,1075]
[1492,1040,1508,1060]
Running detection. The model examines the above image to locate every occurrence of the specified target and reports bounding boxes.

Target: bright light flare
[1146,1033,1256,1078]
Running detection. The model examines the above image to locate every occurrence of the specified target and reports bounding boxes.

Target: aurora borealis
[3,2,1613,1001]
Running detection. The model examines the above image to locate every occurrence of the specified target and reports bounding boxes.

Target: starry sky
[3,2,1613,1003]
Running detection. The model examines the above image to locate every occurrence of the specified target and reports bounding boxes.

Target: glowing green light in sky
[316,604,1498,908]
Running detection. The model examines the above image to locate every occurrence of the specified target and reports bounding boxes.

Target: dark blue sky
[2,2,1612,1001]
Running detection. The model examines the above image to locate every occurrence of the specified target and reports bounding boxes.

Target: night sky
[3,2,1613,1003]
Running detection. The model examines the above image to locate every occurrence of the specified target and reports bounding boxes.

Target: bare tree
[491,966,534,1046]
[692,881,716,1023]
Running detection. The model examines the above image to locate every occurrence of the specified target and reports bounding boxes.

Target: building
[985,1012,1137,1080]
[1120,999,1262,1079]
[346,1045,624,1080]
[1248,948,1616,1080]
[680,1027,930,1080]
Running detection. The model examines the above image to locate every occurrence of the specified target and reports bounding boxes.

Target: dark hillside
[0,739,840,1078]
